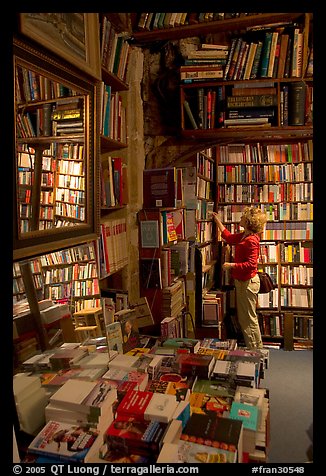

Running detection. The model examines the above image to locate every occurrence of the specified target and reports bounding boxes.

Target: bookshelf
[40,242,101,313]
[137,205,188,336]
[215,139,313,350]
[131,13,307,44]
[175,148,224,338]
[97,14,131,306]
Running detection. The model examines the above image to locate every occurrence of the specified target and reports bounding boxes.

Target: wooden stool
[73,307,103,342]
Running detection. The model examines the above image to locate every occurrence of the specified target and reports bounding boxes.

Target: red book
[175,353,215,379]
[105,415,168,456]
[116,389,153,420]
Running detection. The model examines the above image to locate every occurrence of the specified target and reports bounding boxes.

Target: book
[161,337,200,353]
[229,401,259,453]
[157,440,237,463]
[129,296,155,329]
[105,415,168,457]
[183,100,198,129]
[118,312,141,353]
[144,392,179,423]
[140,220,160,248]
[227,95,277,108]
[181,412,243,462]
[180,68,223,81]
[175,353,215,379]
[49,379,116,416]
[27,420,101,462]
[143,167,176,208]
[116,389,154,420]
[109,353,153,373]
[105,321,123,354]
[288,81,306,126]
[139,257,162,289]
[187,49,229,59]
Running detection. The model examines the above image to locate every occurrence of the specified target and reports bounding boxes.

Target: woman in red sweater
[213,207,267,349]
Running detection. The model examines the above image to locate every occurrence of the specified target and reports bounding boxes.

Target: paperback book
[27,420,101,463]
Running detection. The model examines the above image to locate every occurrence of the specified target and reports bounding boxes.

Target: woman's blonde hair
[242,206,267,233]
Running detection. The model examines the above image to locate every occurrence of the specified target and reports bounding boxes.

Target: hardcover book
[139,258,162,289]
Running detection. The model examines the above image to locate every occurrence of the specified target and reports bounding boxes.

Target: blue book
[259,32,273,78]
[229,401,259,431]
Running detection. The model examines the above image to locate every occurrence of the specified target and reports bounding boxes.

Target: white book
[212,359,231,378]
[236,361,256,380]
[13,374,42,403]
[144,392,179,423]
[49,379,98,414]
[72,352,110,369]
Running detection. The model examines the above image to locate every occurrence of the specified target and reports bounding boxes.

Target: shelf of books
[97,13,131,309]
[175,148,228,338]
[216,139,313,350]
[138,166,189,335]
[177,13,312,141]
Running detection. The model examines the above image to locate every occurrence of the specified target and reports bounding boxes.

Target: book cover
[230,401,259,432]
[116,389,154,420]
[140,220,160,248]
[158,440,237,463]
[176,353,215,379]
[139,258,162,289]
[81,380,118,418]
[144,392,179,423]
[227,94,277,108]
[190,392,232,416]
[143,168,176,208]
[105,415,168,456]
[49,379,98,414]
[181,413,243,462]
[162,337,200,353]
[106,321,123,354]
[28,420,100,463]
[119,314,141,354]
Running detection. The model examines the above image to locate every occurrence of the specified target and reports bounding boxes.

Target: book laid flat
[104,415,168,459]
[144,392,179,423]
[116,389,153,421]
[226,94,277,108]
[157,440,237,463]
[175,353,215,379]
[181,412,244,462]
[27,420,101,463]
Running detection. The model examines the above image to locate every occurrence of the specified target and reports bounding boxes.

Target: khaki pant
[234,274,263,349]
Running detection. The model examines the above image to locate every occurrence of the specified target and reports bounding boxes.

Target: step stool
[73,306,103,341]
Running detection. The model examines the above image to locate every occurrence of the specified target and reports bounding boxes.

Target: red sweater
[221,229,260,281]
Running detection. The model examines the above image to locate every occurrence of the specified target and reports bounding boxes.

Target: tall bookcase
[176,148,223,339]
[96,14,131,309]
[216,140,313,350]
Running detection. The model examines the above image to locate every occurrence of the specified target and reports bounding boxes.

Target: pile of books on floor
[18,337,270,464]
